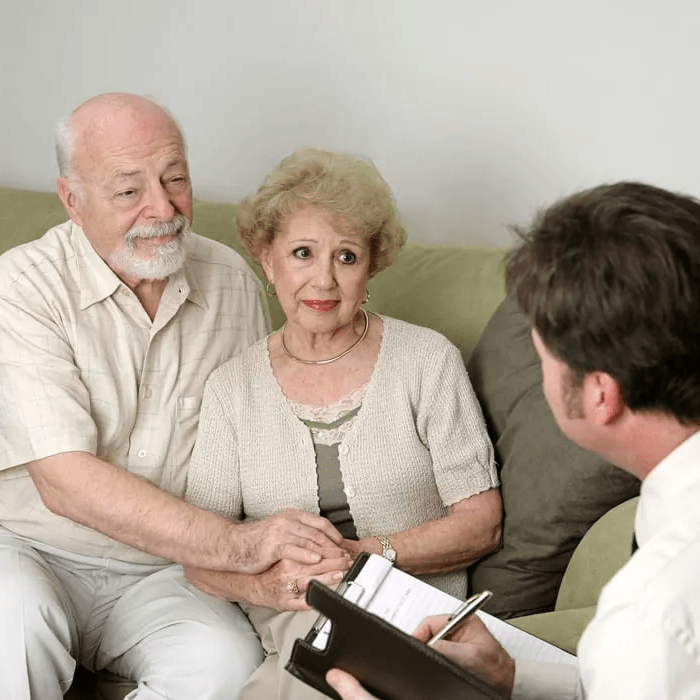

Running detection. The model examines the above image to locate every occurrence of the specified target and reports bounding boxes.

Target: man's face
[59,103,193,285]
[531,328,589,448]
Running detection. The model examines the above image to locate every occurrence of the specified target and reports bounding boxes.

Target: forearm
[349,488,502,575]
[27,451,341,574]
[185,567,261,604]
[27,451,238,570]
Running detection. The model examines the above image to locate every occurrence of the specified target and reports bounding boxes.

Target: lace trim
[289,386,365,446]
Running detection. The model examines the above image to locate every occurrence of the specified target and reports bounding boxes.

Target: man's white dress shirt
[513,429,700,699]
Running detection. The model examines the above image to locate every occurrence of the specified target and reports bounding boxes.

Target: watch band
[376,534,397,563]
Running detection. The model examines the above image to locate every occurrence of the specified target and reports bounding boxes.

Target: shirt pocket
[169,395,203,495]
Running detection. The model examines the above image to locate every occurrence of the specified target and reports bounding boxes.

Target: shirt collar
[72,223,208,311]
[72,224,121,309]
[635,428,700,545]
[180,258,207,309]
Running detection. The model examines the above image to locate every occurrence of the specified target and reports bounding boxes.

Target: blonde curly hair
[237,148,406,277]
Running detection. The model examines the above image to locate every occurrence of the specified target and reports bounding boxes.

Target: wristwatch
[376,534,397,564]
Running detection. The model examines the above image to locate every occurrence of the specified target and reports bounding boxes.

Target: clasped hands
[186,508,355,610]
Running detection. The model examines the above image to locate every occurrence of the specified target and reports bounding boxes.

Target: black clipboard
[285,578,506,700]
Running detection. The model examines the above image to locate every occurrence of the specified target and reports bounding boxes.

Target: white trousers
[0,527,263,700]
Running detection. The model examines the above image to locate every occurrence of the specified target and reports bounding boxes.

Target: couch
[0,187,640,699]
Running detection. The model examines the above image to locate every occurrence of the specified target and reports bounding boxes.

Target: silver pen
[427,590,492,646]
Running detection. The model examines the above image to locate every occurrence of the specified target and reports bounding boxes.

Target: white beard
[109,215,192,280]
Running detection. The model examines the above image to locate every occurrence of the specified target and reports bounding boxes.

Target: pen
[426,589,492,646]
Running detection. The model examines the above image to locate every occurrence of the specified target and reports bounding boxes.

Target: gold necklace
[281,309,370,365]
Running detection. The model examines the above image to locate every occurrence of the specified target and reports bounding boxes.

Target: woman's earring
[362,289,371,304]
[266,282,277,298]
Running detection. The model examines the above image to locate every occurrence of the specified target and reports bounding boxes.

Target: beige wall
[2,0,699,247]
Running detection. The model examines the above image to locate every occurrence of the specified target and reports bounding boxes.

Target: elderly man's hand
[413,614,515,697]
[326,669,380,700]
[229,509,344,573]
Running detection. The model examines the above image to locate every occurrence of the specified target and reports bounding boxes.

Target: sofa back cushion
[0,189,68,253]
[366,241,507,358]
[467,294,640,618]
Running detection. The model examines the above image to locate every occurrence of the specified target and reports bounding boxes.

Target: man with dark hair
[327,182,700,699]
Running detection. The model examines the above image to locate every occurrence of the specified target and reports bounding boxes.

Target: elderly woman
[184,148,501,699]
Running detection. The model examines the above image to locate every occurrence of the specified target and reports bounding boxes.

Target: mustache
[125,215,190,242]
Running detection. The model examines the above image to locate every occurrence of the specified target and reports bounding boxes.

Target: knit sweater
[186,315,498,597]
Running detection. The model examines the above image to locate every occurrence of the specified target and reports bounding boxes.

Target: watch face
[378,536,396,563]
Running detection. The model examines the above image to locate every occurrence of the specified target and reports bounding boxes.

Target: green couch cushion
[467,295,640,618]
[366,241,507,359]
[509,498,638,653]
[555,496,637,612]
[0,188,67,252]
[509,606,596,656]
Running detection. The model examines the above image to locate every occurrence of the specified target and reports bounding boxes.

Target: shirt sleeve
[577,579,700,700]
[417,336,499,505]
[513,660,584,700]
[185,369,243,520]
[0,291,97,470]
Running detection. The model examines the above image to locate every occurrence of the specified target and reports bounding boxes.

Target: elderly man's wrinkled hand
[231,509,344,573]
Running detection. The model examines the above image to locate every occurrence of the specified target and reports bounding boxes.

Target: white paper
[318,554,577,666]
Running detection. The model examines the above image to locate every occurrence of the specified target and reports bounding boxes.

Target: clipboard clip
[310,579,365,648]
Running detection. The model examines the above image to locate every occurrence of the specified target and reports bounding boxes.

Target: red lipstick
[303,300,339,312]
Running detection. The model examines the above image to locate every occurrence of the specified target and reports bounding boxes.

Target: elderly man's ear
[56,177,85,227]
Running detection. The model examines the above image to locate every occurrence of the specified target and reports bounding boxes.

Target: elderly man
[326,182,700,700]
[0,93,342,700]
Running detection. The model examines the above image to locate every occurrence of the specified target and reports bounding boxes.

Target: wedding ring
[286,579,300,595]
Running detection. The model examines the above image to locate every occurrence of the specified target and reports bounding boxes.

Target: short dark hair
[506,181,700,422]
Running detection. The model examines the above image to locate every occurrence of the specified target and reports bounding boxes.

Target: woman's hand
[339,537,380,561]
[253,549,352,610]
[186,545,352,611]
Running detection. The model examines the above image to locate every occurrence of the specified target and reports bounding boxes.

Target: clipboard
[285,578,505,700]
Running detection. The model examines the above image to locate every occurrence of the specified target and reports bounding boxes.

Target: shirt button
[137,449,147,459]
[346,486,356,498]
[144,387,153,399]
[338,444,349,456]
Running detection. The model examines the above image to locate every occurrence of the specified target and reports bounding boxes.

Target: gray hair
[55,113,78,182]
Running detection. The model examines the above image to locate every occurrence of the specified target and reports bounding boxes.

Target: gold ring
[286,579,300,595]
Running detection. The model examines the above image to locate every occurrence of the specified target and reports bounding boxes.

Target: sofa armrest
[508,497,638,654]
[508,606,595,656]
[554,496,638,612]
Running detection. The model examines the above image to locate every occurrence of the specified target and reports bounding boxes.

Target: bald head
[55,93,186,185]
[54,93,193,285]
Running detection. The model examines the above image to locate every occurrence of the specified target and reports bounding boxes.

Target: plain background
[2,0,699,247]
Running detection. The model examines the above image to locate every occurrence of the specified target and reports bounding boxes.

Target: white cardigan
[186,316,498,597]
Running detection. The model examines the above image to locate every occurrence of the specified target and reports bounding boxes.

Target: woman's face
[261,206,371,336]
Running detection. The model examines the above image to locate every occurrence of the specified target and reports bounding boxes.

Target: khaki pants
[0,527,263,700]
[240,606,331,700]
